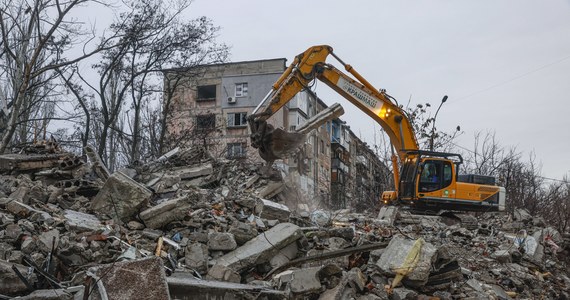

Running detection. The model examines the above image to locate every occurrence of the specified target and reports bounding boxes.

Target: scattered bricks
[185,242,209,274]
[376,235,437,288]
[63,209,101,232]
[207,264,241,283]
[255,198,291,222]
[208,232,237,251]
[37,229,59,254]
[87,256,170,300]
[214,223,303,273]
[139,194,197,229]
[91,171,152,223]
[0,259,37,295]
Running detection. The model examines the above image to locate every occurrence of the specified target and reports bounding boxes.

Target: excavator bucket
[250,103,345,162]
[258,127,305,162]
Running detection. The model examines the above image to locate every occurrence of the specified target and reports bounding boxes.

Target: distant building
[164,58,390,212]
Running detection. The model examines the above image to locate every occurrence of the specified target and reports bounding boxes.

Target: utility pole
[430,95,448,151]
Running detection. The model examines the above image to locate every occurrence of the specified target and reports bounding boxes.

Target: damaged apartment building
[163,59,389,211]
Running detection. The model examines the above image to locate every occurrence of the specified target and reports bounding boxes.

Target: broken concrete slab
[63,209,101,232]
[14,288,74,300]
[5,200,52,222]
[139,195,194,229]
[513,208,533,222]
[214,222,303,273]
[228,222,258,245]
[206,264,241,283]
[170,163,213,180]
[0,259,37,295]
[185,242,208,274]
[255,198,290,222]
[258,181,285,199]
[377,206,398,226]
[37,229,59,254]
[376,235,437,288]
[87,256,169,300]
[168,272,288,300]
[280,267,322,294]
[208,232,237,251]
[91,171,152,223]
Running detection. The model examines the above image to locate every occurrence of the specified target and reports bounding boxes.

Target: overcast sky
[183,0,570,179]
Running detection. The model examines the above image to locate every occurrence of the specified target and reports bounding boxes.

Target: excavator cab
[395,151,505,212]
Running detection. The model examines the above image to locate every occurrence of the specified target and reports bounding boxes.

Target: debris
[255,198,291,222]
[86,256,169,300]
[91,171,152,222]
[214,223,303,273]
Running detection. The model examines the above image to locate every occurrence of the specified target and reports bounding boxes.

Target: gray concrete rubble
[214,222,303,273]
[0,143,569,299]
[255,198,291,221]
[90,171,151,222]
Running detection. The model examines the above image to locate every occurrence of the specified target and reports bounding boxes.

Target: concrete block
[215,223,303,272]
[513,208,532,222]
[0,259,37,295]
[376,235,437,288]
[88,256,169,300]
[91,171,152,222]
[255,198,290,222]
[270,240,298,268]
[229,222,258,245]
[208,232,237,251]
[207,264,241,283]
[185,242,208,273]
[170,163,213,180]
[64,209,101,232]
[140,196,193,229]
[38,229,59,254]
[258,181,284,199]
[377,206,398,226]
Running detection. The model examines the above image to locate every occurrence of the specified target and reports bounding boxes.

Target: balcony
[331,158,349,173]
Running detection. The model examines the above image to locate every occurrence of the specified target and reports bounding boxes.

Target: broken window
[196,114,215,131]
[227,112,248,128]
[235,83,248,97]
[197,85,216,101]
[227,142,247,159]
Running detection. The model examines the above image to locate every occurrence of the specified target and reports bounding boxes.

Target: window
[227,112,247,128]
[197,85,216,101]
[227,143,246,158]
[196,114,215,131]
[235,83,248,97]
[320,140,325,154]
[418,160,453,192]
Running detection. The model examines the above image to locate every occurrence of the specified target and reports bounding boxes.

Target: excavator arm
[249,45,419,196]
[249,45,418,160]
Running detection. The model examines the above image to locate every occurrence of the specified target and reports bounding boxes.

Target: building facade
[164,58,390,212]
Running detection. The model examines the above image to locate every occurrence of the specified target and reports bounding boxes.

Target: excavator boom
[249,45,506,213]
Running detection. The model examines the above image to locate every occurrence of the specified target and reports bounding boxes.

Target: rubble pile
[0,144,569,299]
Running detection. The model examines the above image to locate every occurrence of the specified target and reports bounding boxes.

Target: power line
[453,53,570,102]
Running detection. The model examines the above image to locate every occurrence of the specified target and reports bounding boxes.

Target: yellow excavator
[248,45,505,212]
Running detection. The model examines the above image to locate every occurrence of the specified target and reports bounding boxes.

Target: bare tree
[0,0,119,153]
